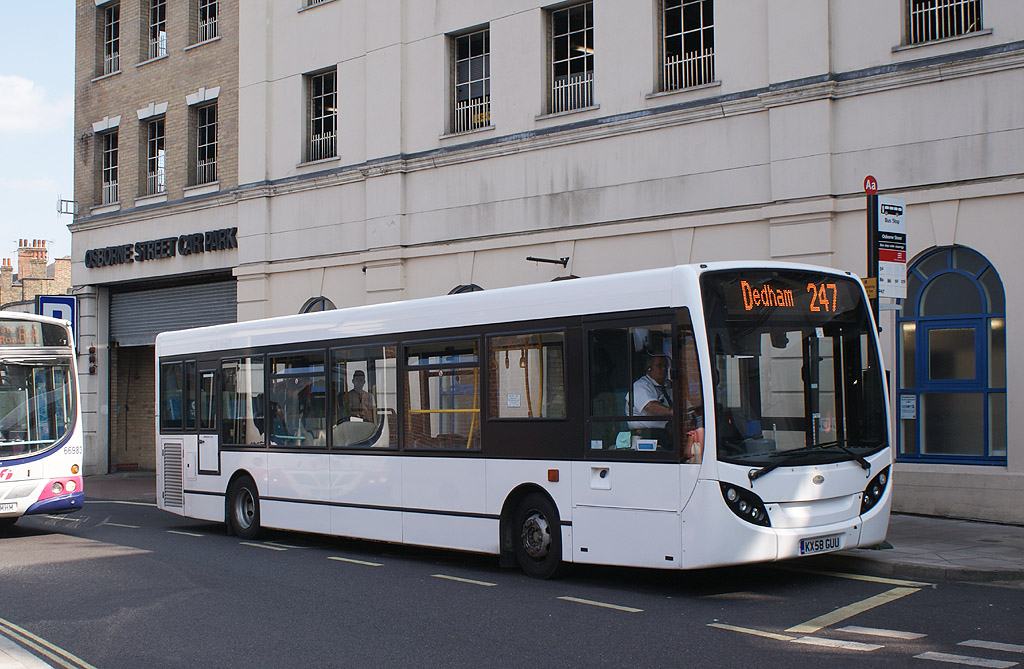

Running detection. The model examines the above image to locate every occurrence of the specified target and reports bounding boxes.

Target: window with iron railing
[149,0,167,59]
[195,103,217,185]
[198,0,218,42]
[146,118,166,195]
[662,0,714,92]
[908,0,982,45]
[452,28,490,134]
[308,69,337,161]
[550,3,593,114]
[101,131,119,204]
[103,3,120,75]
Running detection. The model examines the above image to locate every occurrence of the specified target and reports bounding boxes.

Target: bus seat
[333,420,379,447]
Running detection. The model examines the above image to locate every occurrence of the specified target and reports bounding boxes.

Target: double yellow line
[0,615,96,669]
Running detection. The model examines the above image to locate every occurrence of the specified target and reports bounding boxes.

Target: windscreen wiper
[747,439,869,483]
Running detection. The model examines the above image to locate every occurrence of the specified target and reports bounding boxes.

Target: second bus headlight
[860,466,890,515]
[720,482,771,527]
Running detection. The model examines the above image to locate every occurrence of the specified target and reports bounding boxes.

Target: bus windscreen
[701,270,888,467]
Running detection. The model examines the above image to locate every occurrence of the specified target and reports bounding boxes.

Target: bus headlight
[720,483,771,527]
[51,482,65,494]
[860,466,890,515]
[66,480,77,493]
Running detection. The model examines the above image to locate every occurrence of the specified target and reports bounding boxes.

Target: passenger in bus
[345,370,376,422]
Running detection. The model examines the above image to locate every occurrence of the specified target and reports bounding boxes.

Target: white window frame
[149,0,167,59]
[103,3,120,75]
[307,69,338,162]
[101,130,119,204]
[662,0,715,92]
[452,27,491,134]
[549,2,594,114]
[195,103,218,185]
[907,0,982,45]
[198,0,218,43]
[146,117,166,195]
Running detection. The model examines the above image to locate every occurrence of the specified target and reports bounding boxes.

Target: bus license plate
[0,503,16,513]
[800,534,842,555]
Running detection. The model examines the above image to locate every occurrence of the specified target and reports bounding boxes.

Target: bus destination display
[0,320,43,346]
[715,273,862,318]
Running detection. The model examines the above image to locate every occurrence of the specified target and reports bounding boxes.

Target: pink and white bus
[0,312,83,529]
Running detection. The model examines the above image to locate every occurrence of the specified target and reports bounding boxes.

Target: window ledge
[646,80,722,100]
[183,182,220,198]
[90,70,122,84]
[892,28,993,53]
[439,125,496,141]
[535,104,600,122]
[134,193,167,207]
[90,202,121,215]
[297,155,341,169]
[298,0,339,12]
[185,35,222,52]
[137,54,169,69]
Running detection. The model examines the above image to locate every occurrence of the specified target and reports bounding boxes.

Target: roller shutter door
[110,281,236,346]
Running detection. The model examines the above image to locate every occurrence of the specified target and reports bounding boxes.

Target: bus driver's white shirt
[627,374,671,430]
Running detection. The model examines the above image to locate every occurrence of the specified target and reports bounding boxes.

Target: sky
[0,1,75,264]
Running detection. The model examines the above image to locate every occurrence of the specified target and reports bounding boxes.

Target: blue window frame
[897,246,1006,464]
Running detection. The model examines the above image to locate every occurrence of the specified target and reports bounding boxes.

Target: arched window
[449,284,484,294]
[300,296,336,313]
[897,246,1006,463]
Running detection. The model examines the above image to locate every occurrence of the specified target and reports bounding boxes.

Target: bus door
[196,367,220,474]
[571,313,701,569]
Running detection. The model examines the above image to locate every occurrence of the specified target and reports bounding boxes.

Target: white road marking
[707,623,794,641]
[263,541,304,549]
[166,530,203,537]
[240,542,286,551]
[839,625,927,640]
[87,500,156,507]
[44,515,83,523]
[786,586,921,634]
[432,574,496,587]
[328,556,383,567]
[792,636,883,652]
[915,651,1018,668]
[959,640,1024,654]
[558,596,642,613]
[101,522,139,529]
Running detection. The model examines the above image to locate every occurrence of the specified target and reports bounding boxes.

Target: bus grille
[162,445,184,508]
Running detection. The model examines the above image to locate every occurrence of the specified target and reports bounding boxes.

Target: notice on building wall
[900,394,917,420]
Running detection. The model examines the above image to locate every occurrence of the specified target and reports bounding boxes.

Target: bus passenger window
[160,362,184,431]
[269,353,326,448]
[198,371,216,431]
[404,340,480,450]
[487,332,566,419]
[330,345,397,449]
[221,358,265,447]
[184,361,196,430]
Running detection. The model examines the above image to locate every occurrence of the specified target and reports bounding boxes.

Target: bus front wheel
[512,493,563,579]
[227,476,261,540]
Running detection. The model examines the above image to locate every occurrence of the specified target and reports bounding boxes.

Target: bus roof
[155,261,856,357]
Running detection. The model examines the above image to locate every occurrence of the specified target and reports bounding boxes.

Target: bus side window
[330,345,397,449]
[160,362,184,431]
[198,370,216,431]
[184,361,196,430]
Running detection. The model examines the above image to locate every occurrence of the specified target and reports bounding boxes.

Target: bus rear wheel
[512,493,563,579]
[227,476,261,540]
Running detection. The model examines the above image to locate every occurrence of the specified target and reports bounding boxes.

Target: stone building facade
[71,0,1024,522]
[0,240,72,309]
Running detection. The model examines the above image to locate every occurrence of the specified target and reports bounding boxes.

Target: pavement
[76,471,1024,584]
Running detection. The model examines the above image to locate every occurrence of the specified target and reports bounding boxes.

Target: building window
[908,0,981,45]
[307,69,337,162]
[101,130,119,204]
[452,28,490,134]
[897,246,1006,463]
[146,117,166,195]
[194,103,217,185]
[148,0,167,60]
[300,297,336,313]
[197,0,218,43]
[662,0,714,92]
[102,3,120,75]
[549,2,593,114]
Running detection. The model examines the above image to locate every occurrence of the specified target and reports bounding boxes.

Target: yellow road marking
[0,616,97,669]
[87,500,156,507]
[558,596,642,613]
[329,556,383,567]
[773,565,931,588]
[786,586,921,634]
[707,623,795,641]
[432,574,497,587]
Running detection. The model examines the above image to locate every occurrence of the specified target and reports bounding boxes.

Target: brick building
[0,240,72,310]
